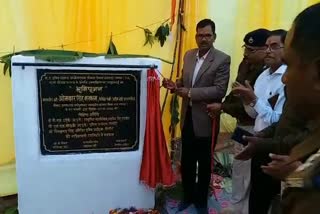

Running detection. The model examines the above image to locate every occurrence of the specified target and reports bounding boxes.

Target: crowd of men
[163,3,320,214]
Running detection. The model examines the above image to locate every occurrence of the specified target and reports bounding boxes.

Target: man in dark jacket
[207,28,270,213]
[238,3,320,213]
[207,29,270,125]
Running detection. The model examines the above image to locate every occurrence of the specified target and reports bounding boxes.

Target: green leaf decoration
[35,54,81,62]
[0,53,14,77]
[107,37,118,55]
[0,49,174,77]
[155,24,170,47]
[4,206,19,214]
[0,49,100,77]
[164,23,170,35]
[3,61,10,76]
[77,52,83,58]
[23,50,95,62]
[142,28,154,47]
[169,94,180,132]
[32,50,87,62]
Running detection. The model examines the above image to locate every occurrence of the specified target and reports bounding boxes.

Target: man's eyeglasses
[196,34,213,39]
[242,43,284,53]
[266,43,284,51]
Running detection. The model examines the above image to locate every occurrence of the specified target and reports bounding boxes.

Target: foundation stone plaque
[37,69,140,155]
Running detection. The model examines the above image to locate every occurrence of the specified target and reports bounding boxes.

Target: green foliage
[0,50,99,77]
[31,50,85,62]
[0,50,173,78]
[142,28,154,47]
[107,37,118,55]
[0,53,13,76]
[154,24,170,47]
[4,206,18,214]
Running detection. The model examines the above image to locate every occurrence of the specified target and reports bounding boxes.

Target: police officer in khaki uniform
[207,29,270,124]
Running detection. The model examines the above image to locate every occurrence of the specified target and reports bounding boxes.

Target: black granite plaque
[37,69,140,155]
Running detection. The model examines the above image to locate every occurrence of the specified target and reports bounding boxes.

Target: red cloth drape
[139,69,175,188]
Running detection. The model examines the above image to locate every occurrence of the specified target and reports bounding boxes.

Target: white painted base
[11,55,160,214]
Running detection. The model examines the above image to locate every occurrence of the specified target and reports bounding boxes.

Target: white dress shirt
[245,64,287,132]
[192,50,210,86]
[189,50,210,106]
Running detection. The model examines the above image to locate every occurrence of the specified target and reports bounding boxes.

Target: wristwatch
[188,89,191,98]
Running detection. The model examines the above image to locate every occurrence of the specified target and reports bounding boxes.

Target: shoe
[176,201,192,212]
[196,207,208,214]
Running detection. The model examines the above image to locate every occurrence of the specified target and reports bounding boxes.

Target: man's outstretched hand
[261,154,301,180]
[234,136,264,160]
[232,80,257,105]
[162,78,177,90]
[206,103,222,118]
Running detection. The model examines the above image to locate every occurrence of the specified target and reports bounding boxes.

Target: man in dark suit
[163,19,230,214]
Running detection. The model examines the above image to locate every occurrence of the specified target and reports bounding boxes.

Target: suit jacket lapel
[194,48,215,85]
[187,51,198,87]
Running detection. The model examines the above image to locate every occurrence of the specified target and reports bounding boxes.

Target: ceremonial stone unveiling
[37,69,140,155]
[11,55,160,214]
